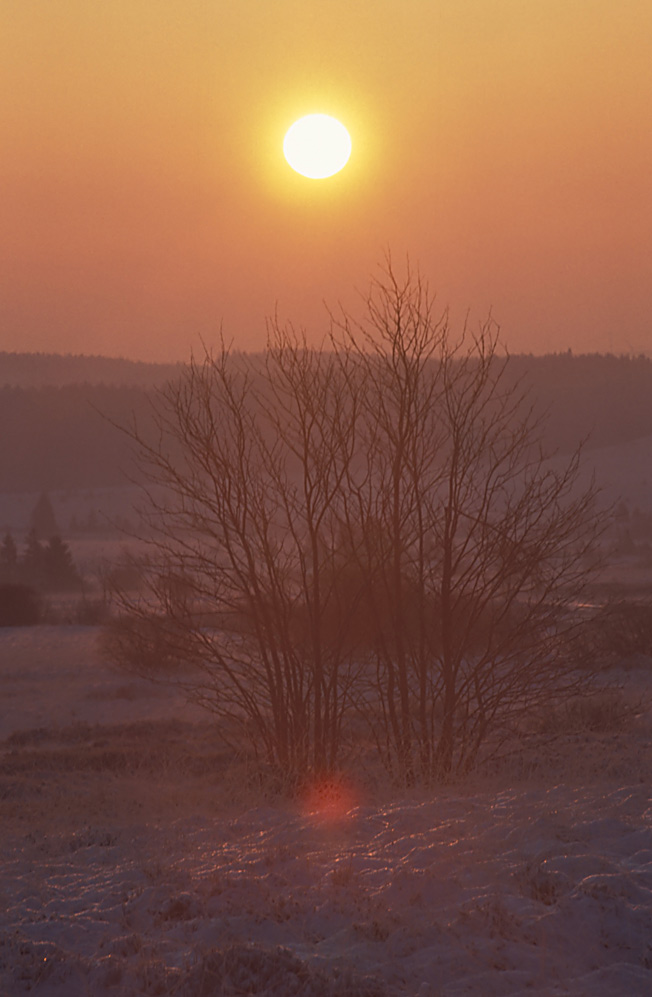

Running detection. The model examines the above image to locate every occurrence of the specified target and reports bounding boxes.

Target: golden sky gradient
[2,0,651,360]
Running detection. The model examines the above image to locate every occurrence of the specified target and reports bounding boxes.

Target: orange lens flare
[300,776,358,823]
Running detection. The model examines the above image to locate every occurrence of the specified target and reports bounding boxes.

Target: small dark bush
[75,598,110,625]
[587,601,652,662]
[537,690,628,735]
[0,583,41,626]
[181,943,386,997]
[100,614,188,674]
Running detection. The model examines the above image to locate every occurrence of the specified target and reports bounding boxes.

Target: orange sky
[2,0,651,361]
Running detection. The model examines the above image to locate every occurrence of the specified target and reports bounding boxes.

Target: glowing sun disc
[283,114,352,179]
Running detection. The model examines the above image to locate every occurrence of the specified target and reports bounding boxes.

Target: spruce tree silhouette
[22,529,45,587]
[43,536,81,590]
[30,492,59,541]
[0,532,17,572]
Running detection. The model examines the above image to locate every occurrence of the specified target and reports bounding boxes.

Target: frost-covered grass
[1,626,651,995]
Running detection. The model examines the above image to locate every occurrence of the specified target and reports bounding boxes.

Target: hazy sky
[2,1,651,361]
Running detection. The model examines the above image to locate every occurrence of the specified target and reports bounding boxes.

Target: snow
[1,627,651,995]
[2,783,651,995]
[0,626,204,740]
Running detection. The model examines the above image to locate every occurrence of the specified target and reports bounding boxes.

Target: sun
[283,114,352,179]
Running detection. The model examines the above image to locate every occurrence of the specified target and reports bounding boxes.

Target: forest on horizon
[2,349,652,493]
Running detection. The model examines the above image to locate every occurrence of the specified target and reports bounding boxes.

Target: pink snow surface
[1,626,651,994]
[2,783,651,995]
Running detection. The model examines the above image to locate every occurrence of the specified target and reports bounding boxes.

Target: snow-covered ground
[1,627,651,995]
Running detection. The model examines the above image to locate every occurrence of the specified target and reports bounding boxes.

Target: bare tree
[105,332,364,778]
[334,265,604,780]
[105,261,605,782]
[332,267,450,781]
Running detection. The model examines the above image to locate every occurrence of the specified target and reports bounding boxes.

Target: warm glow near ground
[300,774,359,822]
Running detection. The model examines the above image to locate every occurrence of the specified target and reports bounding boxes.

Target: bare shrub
[106,260,605,782]
[585,600,652,664]
[101,613,189,675]
[0,583,41,626]
[74,597,110,625]
[332,265,605,779]
[537,690,630,736]
[180,943,386,997]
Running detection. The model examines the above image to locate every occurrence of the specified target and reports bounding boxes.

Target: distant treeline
[2,351,652,492]
[507,352,652,453]
[0,383,155,491]
[0,351,181,388]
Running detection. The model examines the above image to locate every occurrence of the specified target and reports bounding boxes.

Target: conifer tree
[1,531,17,568]
[30,491,59,541]
[43,536,81,590]
[22,528,45,586]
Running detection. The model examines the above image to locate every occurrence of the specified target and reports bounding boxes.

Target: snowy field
[1,627,651,995]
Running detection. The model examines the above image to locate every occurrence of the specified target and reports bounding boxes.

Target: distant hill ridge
[2,350,652,492]
[2,347,652,390]
[0,351,182,388]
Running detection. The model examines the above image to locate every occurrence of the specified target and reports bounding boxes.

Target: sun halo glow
[283,114,352,180]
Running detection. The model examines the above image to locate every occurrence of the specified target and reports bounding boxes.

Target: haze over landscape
[2,4,652,995]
